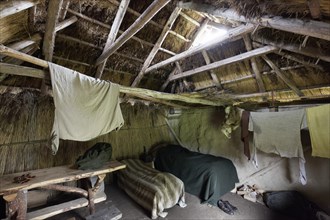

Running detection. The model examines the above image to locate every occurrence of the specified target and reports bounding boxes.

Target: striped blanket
[117,159,186,219]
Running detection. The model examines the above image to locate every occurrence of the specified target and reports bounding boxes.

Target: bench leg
[5,190,27,220]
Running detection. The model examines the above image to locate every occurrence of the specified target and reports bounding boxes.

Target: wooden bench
[0,160,126,219]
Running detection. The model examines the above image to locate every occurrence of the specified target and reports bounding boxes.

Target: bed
[117,159,186,219]
[153,144,239,206]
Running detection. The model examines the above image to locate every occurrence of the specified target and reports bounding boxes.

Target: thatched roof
[0,0,329,108]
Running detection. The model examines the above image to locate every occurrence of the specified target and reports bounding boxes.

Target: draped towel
[249,110,307,185]
[306,104,330,158]
[49,63,124,154]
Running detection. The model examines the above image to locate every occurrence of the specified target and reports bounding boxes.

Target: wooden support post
[43,0,63,62]
[146,23,255,73]
[95,0,130,79]
[243,34,266,93]
[131,7,182,87]
[177,1,330,41]
[0,0,40,19]
[262,55,304,97]
[96,0,171,65]
[169,46,277,81]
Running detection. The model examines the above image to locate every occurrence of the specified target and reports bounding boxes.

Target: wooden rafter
[43,0,63,62]
[59,0,70,21]
[131,7,182,87]
[160,19,210,91]
[201,50,221,88]
[262,55,304,97]
[253,38,330,63]
[95,0,130,79]
[0,0,40,19]
[177,1,330,41]
[66,8,176,57]
[243,34,266,93]
[0,45,230,107]
[146,23,256,73]
[275,51,324,71]
[169,46,277,81]
[108,0,191,42]
[55,16,77,32]
[96,0,171,65]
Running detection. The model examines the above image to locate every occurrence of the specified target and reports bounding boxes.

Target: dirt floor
[48,182,292,220]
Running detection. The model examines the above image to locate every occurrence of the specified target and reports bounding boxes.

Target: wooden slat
[275,51,324,71]
[177,1,330,41]
[0,63,45,79]
[59,0,70,20]
[262,55,304,97]
[146,23,256,73]
[243,34,266,93]
[96,0,171,65]
[0,0,40,19]
[43,0,63,62]
[180,11,200,26]
[54,16,77,32]
[27,192,106,220]
[169,46,277,81]
[131,7,182,87]
[95,0,130,79]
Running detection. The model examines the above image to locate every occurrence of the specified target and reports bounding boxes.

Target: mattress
[117,159,186,219]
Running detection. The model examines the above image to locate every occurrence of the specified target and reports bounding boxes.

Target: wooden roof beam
[0,45,231,107]
[274,51,324,71]
[131,7,182,87]
[146,23,256,73]
[59,0,70,21]
[243,34,266,93]
[179,11,200,27]
[43,0,63,62]
[169,46,277,81]
[177,1,330,41]
[262,55,304,97]
[253,38,330,63]
[55,16,77,32]
[95,0,130,79]
[96,0,171,65]
[0,0,40,19]
[66,8,176,57]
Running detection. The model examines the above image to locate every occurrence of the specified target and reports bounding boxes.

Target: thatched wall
[0,90,173,175]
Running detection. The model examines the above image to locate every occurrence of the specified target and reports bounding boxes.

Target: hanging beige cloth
[306,104,330,158]
[49,63,124,154]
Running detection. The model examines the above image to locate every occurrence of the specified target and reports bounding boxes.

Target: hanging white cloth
[49,63,124,154]
[248,110,307,185]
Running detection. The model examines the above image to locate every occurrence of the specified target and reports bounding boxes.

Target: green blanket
[154,145,238,205]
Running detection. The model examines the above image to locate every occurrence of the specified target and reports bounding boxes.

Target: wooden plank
[0,45,231,107]
[146,23,256,73]
[27,192,106,220]
[55,16,78,32]
[0,161,125,195]
[0,63,45,79]
[177,1,330,41]
[131,7,182,87]
[262,55,304,97]
[169,46,277,81]
[243,35,266,93]
[0,0,39,19]
[96,0,171,65]
[43,0,63,62]
[253,38,330,62]
[95,0,130,79]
